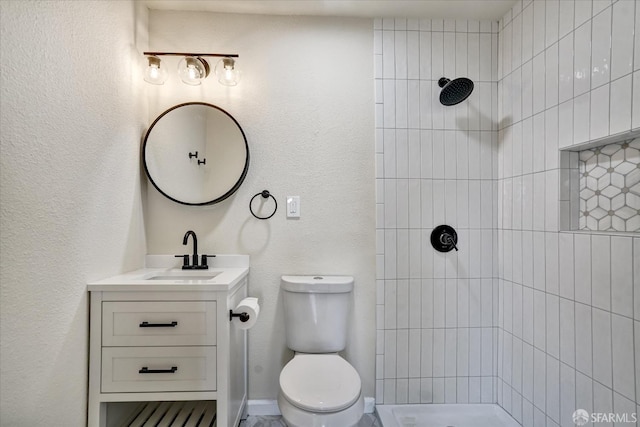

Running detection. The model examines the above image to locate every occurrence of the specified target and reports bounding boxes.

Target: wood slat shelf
[121,401,216,427]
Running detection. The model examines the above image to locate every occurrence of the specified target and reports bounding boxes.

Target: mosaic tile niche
[579,138,640,232]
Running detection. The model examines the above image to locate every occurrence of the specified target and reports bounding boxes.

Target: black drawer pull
[139,366,178,374]
[139,321,178,328]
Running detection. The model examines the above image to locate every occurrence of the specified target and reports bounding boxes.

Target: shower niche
[560,136,640,233]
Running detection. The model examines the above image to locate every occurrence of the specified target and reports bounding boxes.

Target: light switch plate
[286,196,300,218]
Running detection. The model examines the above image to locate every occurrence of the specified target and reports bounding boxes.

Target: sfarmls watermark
[572,409,637,425]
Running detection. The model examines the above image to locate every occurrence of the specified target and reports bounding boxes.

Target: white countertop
[87,254,249,292]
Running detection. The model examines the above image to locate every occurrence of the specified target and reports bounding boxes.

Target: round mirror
[143,102,249,205]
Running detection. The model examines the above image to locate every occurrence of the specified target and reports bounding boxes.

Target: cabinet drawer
[101,346,217,393]
[102,301,216,346]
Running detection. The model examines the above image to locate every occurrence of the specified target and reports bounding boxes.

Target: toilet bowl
[278,275,364,427]
[278,354,364,427]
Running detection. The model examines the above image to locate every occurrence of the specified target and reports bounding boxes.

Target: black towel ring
[250,190,277,220]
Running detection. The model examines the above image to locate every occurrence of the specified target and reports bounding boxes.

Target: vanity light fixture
[143,55,168,85]
[143,52,240,86]
[178,56,210,86]
[214,57,240,86]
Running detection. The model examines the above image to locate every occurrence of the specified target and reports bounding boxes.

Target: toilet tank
[281,275,354,353]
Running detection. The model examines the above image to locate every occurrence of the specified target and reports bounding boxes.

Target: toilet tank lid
[281,275,354,293]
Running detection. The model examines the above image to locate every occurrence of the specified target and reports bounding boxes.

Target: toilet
[277,275,364,427]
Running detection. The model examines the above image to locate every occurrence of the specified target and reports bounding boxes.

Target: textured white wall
[0,1,148,424]
[146,11,376,398]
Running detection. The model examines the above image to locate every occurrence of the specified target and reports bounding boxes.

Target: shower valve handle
[430,225,458,253]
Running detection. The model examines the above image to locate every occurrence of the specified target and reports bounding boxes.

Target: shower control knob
[431,225,458,252]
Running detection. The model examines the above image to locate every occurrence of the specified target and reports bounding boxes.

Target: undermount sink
[87,254,249,292]
[142,270,221,281]
[147,274,218,281]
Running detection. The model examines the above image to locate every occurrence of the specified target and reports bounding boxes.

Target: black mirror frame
[142,102,250,206]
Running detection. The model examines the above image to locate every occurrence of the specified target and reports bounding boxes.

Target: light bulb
[215,57,240,86]
[178,56,209,86]
[143,56,167,85]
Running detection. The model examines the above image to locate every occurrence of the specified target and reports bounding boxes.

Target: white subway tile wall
[376,0,640,421]
[374,17,500,405]
[496,2,640,427]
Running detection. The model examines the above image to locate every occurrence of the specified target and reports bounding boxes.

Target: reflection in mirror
[143,103,249,205]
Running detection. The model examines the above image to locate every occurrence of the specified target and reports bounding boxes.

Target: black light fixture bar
[143,52,241,86]
[144,52,239,58]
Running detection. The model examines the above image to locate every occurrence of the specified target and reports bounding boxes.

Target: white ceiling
[143,0,517,21]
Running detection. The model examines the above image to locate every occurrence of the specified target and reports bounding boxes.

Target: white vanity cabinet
[87,258,249,427]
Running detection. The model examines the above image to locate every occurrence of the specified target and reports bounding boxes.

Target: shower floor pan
[376,404,519,427]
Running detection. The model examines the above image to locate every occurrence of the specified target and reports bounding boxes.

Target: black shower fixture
[431,225,458,252]
[438,76,474,106]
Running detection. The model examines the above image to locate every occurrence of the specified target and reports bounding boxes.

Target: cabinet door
[102,301,216,346]
[101,346,217,393]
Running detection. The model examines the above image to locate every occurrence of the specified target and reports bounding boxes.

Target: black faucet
[183,230,199,266]
[175,230,216,270]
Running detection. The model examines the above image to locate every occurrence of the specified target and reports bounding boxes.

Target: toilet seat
[279,354,361,413]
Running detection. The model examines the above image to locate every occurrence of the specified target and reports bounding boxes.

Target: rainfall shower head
[438,77,474,106]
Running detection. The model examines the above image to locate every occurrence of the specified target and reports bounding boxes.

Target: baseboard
[364,396,375,413]
[247,397,375,416]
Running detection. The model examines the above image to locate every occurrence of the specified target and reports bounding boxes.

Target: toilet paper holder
[229,310,250,322]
